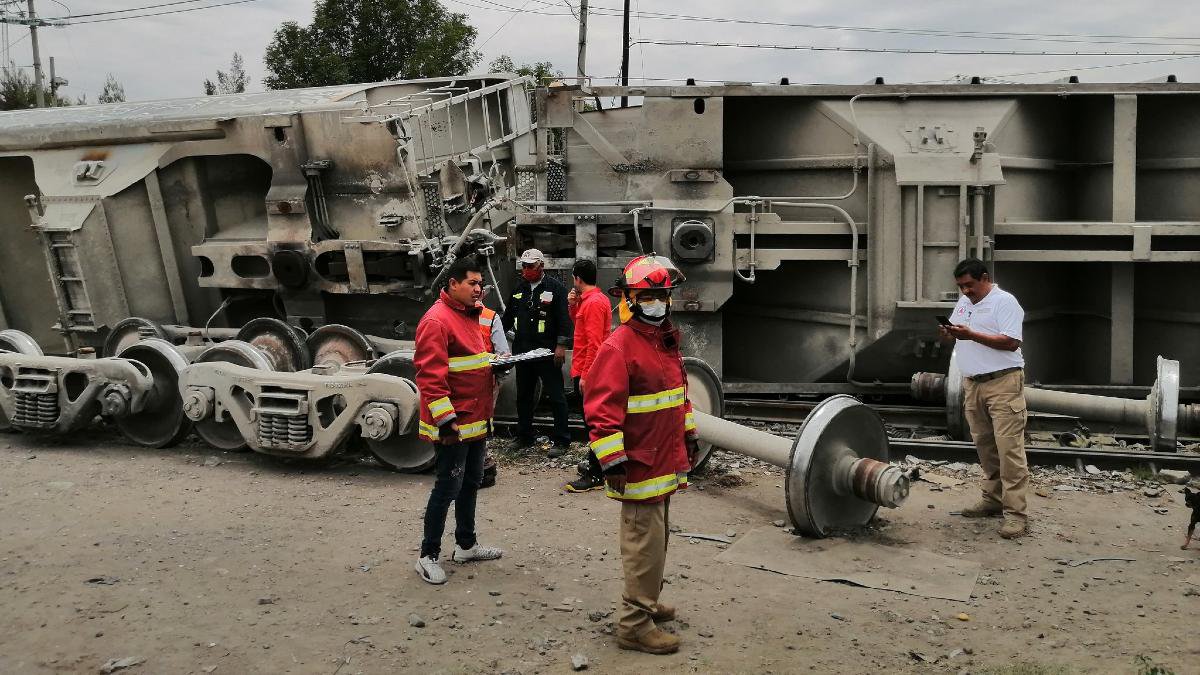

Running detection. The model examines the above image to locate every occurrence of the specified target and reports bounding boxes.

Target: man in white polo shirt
[939,258,1030,539]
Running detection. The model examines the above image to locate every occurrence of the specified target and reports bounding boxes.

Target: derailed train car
[0,74,1198,465]
[0,74,535,350]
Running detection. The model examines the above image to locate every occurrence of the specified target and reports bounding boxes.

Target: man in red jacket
[565,258,612,493]
[413,257,504,585]
[584,255,699,655]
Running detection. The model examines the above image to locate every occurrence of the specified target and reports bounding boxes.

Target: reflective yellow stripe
[459,419,489,439]
[419,420,439,440]
[448,352,493,372]
[684,411,696,431]
[606,472,688,500]
[513,293,523,299]
[627,387,686,414]
[537,320,546,333]
[419,420,489,441]
[428,396,453,418]
[590,432,625,461]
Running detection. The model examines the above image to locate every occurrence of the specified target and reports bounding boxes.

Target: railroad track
[499,406,1200,472]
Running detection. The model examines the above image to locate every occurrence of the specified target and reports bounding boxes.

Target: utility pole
[26,0,43,107]
[575,0,588,81]
[0,0,64,107]
[620,0,630,107]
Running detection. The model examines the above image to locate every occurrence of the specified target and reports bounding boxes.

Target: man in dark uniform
[502,248,573,457]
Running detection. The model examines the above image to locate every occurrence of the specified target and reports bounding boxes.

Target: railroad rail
[499,412,1200,473]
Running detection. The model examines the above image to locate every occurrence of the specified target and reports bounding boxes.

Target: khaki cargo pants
[962,369,1030,520]
[617,498,670,638]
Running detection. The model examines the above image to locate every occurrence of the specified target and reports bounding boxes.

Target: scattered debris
[920,473,963,488]
[85,576,120,586]
[772,520,786,528]
[830,613,846,621]
[1157,469,1191,484]
[99,656,144,674]
[408,613,425,628]
[570,653,589,671]
[956,613,970,621]
[675,532,734,544]
[202,457,222,467]
[1054,556,1136,568]
[257,596,275,605]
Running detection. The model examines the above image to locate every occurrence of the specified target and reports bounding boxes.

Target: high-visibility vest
[478,307,498,352]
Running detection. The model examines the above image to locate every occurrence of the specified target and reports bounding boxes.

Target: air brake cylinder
[692,395,911,538]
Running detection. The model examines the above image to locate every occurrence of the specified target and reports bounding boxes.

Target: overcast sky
[3,0,1200,103]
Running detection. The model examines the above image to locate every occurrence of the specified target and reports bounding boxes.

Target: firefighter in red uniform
[413,257,504,585]
[583,255,699,654]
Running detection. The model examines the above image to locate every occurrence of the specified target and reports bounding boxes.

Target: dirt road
[0,429,1194,674]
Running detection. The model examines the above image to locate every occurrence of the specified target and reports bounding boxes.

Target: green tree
[97,73,126,104]
[488,55,562,84]
[0,67,75,110]
[204,52,249,95]
[263,0,480,89]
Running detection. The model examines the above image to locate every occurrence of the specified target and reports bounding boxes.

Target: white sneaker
[415,556,447,584]
[452,543,503,563]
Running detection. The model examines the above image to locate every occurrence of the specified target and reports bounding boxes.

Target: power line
[43,0,210,21]
[478,0,536,48]
[631,39,1200,57]
[455,0,1200,48]
[949,54,1200,83]
[64,0,262,25]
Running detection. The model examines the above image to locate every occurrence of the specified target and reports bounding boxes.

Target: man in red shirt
[565,258,612,493]
[584,255,699,655]
[413,257,504,585]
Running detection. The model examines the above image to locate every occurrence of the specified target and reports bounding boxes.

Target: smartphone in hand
[935,315,953,327]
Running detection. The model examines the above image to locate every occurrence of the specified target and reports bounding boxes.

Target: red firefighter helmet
[609,254,686,297]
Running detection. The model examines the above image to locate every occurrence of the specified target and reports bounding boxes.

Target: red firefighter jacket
[568,287,612,379]
[414,290,495,442]
[583,318,699,502]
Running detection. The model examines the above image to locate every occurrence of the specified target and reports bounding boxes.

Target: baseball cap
[518,249,545,264]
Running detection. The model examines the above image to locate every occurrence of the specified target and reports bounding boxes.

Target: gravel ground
[0,429,1195,674]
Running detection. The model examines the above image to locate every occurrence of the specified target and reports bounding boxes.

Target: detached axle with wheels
[911,354,1199,451]
[692,395,911,538]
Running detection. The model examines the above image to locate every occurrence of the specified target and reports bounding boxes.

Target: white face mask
[637,299,668,318]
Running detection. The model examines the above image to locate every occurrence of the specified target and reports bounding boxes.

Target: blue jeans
[420,439,486,559]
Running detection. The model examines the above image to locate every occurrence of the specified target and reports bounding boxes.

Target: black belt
[968,367,1022,383]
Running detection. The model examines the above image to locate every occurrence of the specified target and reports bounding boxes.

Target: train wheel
[191,340,273,452]
[363,351,435,472]
[114,339,192,448]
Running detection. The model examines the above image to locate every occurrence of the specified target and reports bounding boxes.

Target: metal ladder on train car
[347,77,536,177]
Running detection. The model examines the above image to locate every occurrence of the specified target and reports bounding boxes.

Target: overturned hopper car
[1,75,1197,450]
